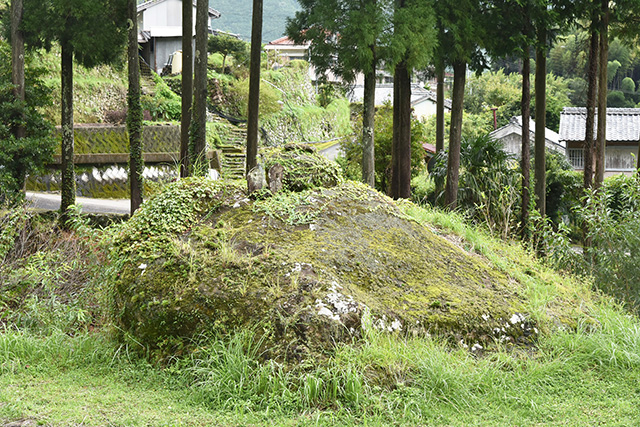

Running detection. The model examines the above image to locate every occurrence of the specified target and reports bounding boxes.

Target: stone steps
[139,56,156,96]
[211,115,247,179]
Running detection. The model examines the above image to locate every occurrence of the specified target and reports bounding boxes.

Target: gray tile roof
[559,107,640,142]
[348,84,452,110]
[490,115,563,148]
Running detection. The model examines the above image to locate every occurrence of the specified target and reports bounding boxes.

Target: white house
[263,36,347,84]
[490,116,565,158]
[264,36,310,62]
[137,0,221,74]
[559,107,640,176]
[347,84,451,121]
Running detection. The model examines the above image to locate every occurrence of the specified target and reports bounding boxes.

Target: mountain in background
[211,0,300,42]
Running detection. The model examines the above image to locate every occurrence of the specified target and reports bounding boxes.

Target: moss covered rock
[262,145,342,192]
[110,179,537,360]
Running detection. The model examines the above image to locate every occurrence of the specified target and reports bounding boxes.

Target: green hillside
[211,0,300,42]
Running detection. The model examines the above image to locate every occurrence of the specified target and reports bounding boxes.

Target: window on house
[605,146,637,171]
[568,148,584,169]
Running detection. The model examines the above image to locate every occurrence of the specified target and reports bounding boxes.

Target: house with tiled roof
[559,107,640,176]
[137,0,221,74]
[264,36,310,62]
[263,36,340,83]
[348,84,451,121]
[490,116,565,159]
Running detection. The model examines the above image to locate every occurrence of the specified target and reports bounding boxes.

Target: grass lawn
[2,323,640,426]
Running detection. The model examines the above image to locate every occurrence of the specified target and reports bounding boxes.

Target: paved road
[320,142,343,161]
[26,145,343,215]
[26,192,131,215]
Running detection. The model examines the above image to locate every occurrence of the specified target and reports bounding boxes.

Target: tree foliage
[0,40,55,205]
[208,33,249,71]
[287,0,390,81]
[21,0,126,222]
[21,0,126,69]
[340,104,426,193]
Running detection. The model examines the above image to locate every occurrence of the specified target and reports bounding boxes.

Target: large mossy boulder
[110,178,536,360]
[262,145,342,192]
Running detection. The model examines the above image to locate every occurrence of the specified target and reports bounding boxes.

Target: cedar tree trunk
[246,0,263,174]
[435,60,445,153]
[584,28,598,190]
[520,50,531,240]
[595,1,608,189]
[390,60,411,199]
[180,0,193,177]
[60,40,75,225]
[362,62,376,187]
[444,60,466,210]
[191,0,208,175]
[11,0,25,139]
[534,35,546,217]
[128,0,144,213]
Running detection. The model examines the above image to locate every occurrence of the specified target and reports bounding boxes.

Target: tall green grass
[3,197,640,425]
[3,309,640,425]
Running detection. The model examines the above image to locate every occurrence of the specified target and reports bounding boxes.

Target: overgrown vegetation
[539,174,640,314]
[4,5,640,423]
[0,41,55,205]
[340,103,427,193]
[3,181,640,425]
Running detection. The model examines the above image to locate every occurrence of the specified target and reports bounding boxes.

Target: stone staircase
[213,115,247,179]
[139,56,156,96]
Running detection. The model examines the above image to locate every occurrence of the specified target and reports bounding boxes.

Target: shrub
[0,41,55,205]
[544,150,582,229]
[341,103,426,194]
[263,145,342,192]
[429,134,520,237]
[141,73,182,121]
[577,176,640,312]
[227,76,282,119]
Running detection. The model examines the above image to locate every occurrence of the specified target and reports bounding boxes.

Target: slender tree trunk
[584,28,598,190]
[391,67,400,196]
[128,0,143,213]
[11,0,25,140]
[246,0,263,174]
[60,41,75,225]
[534,32,546,217]
[583,26,599,252]
[595,1,608,189]
[435,59,445,153]
[180,0,193,177]
[390,60,412,199]
[10,0,26,197]
[520,50,531,240]
[191,0,208,176]
[444,61,466,210]
[362,60,376,187]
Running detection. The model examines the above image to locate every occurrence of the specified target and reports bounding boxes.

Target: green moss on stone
[109,180,554,362]
[262,146,342,192]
